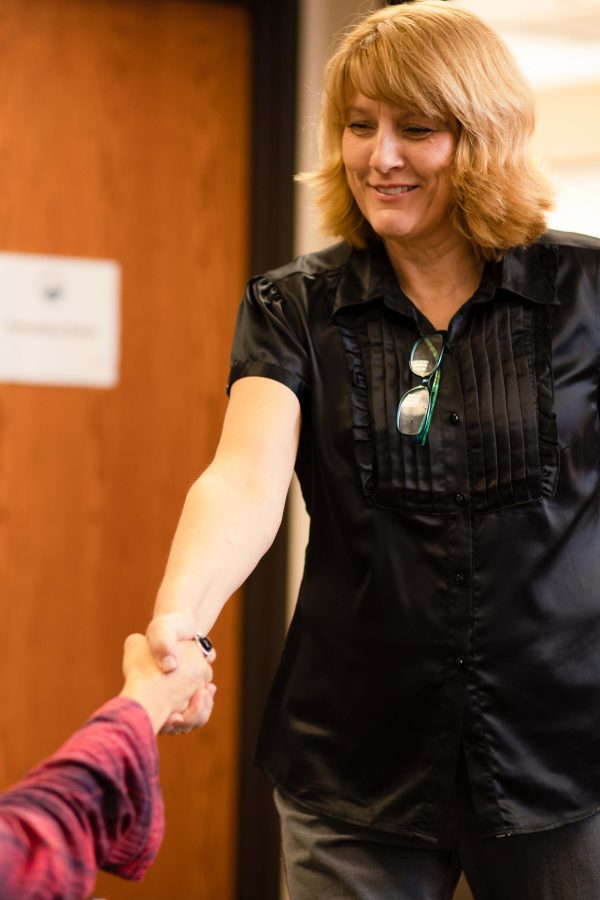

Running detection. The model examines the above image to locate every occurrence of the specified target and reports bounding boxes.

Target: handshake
[121,615,217,735]
[0,616,219,899]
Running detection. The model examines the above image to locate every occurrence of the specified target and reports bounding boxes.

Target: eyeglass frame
[396,332,446,446]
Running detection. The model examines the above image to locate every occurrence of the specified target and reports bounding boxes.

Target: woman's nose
[369,130,404,173]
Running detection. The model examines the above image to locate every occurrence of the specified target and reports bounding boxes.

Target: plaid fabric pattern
[0,697,163,899]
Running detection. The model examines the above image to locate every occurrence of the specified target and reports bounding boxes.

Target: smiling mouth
[374,185,418,196]
[375,184,417,197]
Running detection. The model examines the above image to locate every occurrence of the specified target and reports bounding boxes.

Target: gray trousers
[275,783,600,900]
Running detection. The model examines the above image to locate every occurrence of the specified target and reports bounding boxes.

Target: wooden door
[0,1,249,897]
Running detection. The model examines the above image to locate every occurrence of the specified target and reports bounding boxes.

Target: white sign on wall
[0,252,120,388]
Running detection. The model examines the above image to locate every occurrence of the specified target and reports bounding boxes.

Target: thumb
[146,613,195,672]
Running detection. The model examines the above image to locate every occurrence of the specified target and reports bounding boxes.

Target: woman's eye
[347,121,373,134]
[404,126,434,138]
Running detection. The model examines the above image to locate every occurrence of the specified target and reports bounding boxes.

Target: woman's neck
[384,235,484,331]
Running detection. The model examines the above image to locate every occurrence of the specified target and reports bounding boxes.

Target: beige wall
[536,83,600,237]
[289,0,379,613]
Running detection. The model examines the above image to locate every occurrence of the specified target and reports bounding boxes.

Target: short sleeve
[227,275,310,403]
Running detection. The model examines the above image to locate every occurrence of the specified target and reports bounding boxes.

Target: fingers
[194,682,217,726]
[177,639,214,684]
[160,683,217,735]
[158,638,217,734]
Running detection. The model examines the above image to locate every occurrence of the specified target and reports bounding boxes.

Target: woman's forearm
[147,377,300,692]
[153,461,287,633]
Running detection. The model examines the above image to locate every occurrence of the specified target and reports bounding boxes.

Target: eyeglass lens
[398,385,430,435]
[410,333,444,377]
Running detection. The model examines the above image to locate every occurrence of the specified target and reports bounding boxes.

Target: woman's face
[342,93,458,251]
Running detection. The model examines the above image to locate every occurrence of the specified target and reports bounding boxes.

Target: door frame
[237,2,298,898]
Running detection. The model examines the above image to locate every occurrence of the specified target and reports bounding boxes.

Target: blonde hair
[302,1,553,260]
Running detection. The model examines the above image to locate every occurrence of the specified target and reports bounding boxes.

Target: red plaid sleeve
[0,697,163,899]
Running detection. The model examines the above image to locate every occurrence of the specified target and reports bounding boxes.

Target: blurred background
[0,1,597,899]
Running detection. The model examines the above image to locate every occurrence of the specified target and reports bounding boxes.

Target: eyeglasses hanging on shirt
[397,332,446,446]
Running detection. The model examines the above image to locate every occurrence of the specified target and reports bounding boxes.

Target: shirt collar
[492,241,560,306]
[332,239,560,320]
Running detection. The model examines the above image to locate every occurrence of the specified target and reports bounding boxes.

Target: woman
[148,2,600,897]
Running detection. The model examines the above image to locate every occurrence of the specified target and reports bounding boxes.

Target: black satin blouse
[228,231,600,842]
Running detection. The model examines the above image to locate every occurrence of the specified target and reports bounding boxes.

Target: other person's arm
[0,634,213,900]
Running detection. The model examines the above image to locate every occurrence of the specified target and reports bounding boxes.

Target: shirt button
[455,657,466,671]
[454,493,465,505]
[449,412,460,425]
[454,573,466,586]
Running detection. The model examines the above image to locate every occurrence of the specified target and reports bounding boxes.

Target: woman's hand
[145,613,218,733]
[146,611,199,673]
[120,632,216,734]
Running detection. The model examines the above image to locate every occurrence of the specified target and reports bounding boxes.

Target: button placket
[440,346,472,681]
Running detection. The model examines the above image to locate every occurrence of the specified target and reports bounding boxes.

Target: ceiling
[454,0,600,89]
[455,0,600,35]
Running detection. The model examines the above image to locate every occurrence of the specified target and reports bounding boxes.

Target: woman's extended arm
[147,376,301,687]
